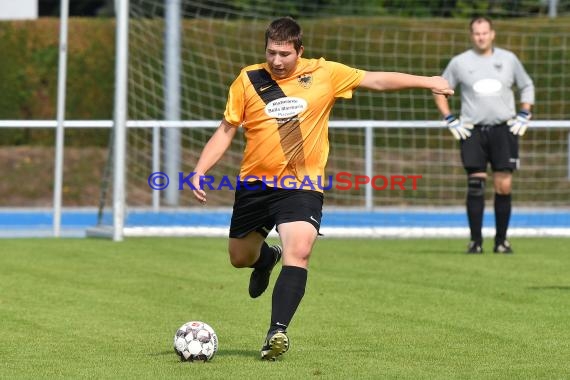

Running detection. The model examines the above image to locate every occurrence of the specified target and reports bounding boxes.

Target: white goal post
[89,0,570,240]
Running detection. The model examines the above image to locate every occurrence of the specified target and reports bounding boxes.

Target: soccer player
[433,16,535,254]
[191,17,453,360]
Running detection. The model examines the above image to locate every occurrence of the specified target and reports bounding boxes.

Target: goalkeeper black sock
[466,177,485,243]
[250,242,277,270]
[269,265,307,333]
[494,193,512,243]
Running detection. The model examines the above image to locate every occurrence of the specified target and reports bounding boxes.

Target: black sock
[269,265,307,333]
[250,242,276,270]
[494,193,512,243]
[466,180,485,243]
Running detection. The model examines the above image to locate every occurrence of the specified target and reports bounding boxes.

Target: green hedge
[0,18,115,146]
[1,17,569,146]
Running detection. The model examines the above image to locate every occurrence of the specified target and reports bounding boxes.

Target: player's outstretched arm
[358,72,454,96]
[191,120,238,203]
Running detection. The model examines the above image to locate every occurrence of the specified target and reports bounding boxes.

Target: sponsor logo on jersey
[265,97,308,118]
[473,78,502,95]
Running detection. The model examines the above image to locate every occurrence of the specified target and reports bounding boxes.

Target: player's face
[470,21,495,54]
[265,39,303,79]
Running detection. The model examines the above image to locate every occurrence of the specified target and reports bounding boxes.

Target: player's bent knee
[285,244,313,265]
[495,187,511,196]
[228,248,256,268]
[467,177,486,197]
[294,247,312,262]
[228,255,248,268]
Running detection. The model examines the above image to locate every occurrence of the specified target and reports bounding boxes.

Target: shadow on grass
[150,348,259,359]
[527,286,570,290]
[215,348,259,358]
[396,248,468,255]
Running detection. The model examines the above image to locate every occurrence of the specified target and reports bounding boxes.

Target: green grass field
[1,237,569,379]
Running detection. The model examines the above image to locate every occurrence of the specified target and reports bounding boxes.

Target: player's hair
[469,16,494,32]
[265,17,303,53]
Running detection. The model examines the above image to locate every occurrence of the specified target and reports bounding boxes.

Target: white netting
[94,0,570,237]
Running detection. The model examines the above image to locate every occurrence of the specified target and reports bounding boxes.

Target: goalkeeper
[191,17,453,361]
[433,16,534,254]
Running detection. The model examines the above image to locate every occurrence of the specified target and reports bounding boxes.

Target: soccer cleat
[494,240,514,254]
[466,241,483,254]
[249,245,282,298]
[260,330,289,361]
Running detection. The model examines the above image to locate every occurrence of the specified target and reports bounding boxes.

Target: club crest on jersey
[298,74,313,89]
[494,62,503,71]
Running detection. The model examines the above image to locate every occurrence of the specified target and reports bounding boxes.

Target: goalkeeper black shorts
[460,123,519,173]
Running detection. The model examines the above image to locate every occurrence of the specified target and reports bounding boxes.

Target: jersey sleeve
[441,58,458,89]
[512,55,535,105]
[324,60,366,99]
[223,73,246,127]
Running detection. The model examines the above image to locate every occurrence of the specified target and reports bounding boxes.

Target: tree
[39,0,110,17]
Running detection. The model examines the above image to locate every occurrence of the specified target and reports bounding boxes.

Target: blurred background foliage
[1,0,569,146]
[38,0,570,18]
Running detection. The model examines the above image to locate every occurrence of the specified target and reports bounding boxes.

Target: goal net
[91,0,570,239]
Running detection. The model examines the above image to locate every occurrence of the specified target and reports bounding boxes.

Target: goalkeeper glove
[445,114,473,140]
[508,110,531,136]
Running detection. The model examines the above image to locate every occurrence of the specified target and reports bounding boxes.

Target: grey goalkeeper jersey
[442,47,535,125]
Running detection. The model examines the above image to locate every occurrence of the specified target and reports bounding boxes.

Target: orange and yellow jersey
[223,57,366,192]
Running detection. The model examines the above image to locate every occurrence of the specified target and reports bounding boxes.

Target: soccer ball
[173,321,218,362]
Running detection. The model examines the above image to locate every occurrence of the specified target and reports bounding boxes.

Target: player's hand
[445,114,473,140]
[430,76,454,97]
[508,110,531,136]
[191,172,207,204]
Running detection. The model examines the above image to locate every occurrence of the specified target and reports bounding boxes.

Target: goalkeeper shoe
[249,245,282,298]
[260,329,289,361]
[494,240,514,254]
[466,241,483,254]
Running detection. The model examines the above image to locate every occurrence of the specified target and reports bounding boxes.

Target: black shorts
[229,181,324,238]
[460,123,519,173]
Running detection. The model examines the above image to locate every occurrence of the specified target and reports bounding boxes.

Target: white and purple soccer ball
[173,321,218,362]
